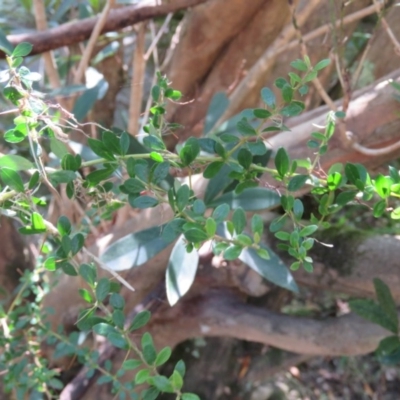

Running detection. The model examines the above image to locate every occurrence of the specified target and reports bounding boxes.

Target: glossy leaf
[209,187,280,211]
[101,225,178,271]
[0,167,24,192]
[261,87,276,107]
[374,278,398,334]
[239,245,298,292]
[0,155,33,171]
[166,235,199,306]
[204,92,229,134]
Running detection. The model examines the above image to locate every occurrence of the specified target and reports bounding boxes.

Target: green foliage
[1,46,399,398]
[350,279,400,365]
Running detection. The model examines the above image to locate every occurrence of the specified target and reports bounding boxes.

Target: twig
[59,282,166,400]
[144,13,173,60]
[289,2,336,111]
[350,133,400,156]
[373,0,400,56]
[212,0,321,127]
[128,23,147,135]
[3,0,208,59]
[74,0,116,84]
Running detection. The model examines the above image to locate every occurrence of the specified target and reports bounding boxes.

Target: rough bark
[165,0,291,143]
[164,0,371,144]
[1,0,209,58]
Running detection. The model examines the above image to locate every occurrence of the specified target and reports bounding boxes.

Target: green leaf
[31,212,46,231]
[281,84,293,103]
[79,264,97,286]
[162,218,185,241]
[204,92,230,134]
[239,245,298,292]
[135,369,150,385]
[375,174,392,199]
[232,207,246,234]
[57,216,71,236]
[192,199,206,215]
[61,262,77,276]
[349,299,398,334]
[12,42,33,57]
[96,278,110,302]
[391,207,400,220]
[183,228,208,243]
[374,278,398,334]
[129,310,151,331]
[236,118,257,136]
[110,293,125,309]
[237,148,252,169]
[87,138,115,161]
[143,135,166,151]
[170,370,183,390]
[253,109,272,119]
[203,161,224,179]
[281,102,304,117]
[79,288,94,303]
[212,204,230,224]
[336,190,357,206]
[166,235,199,306]
[274,148,290,177]
[152,161,170,184]
[182,393,201,400]
[373,200,386,218]
[299,225,318,237]
[288,175,308,192]
[223,245,242,260]
[49,170,76,186]
[313,58,331,71]
[4,128,26,143]
[179,137,200,166]
[204,164,233,204]
[141,387,160,400]
[0,155,33,170]
[165,88,182,100]
[44,257,56,271]
[176,184,190,211]
[205,218,217,237]
[151,85,160,101]
[209,187,280,211]
[131,196,158,209]
[261,87,276,108]
[275,77,288,89]
[376,336,400,357]
[101,225,178,271]
[0,167,24,192]
[123,178,145,194]
[50,137,69,158]
[108,332,128,349]
[122,359,142,370]
[251,214,264,236]
[327,172,342,191]
[150,376,174,393]
[155,347,172,366]
[61,154,81,172]
[290,59,308,71]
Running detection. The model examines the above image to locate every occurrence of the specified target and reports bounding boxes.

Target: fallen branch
[1,0,209,58]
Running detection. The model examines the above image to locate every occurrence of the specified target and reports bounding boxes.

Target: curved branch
[1,0,208,58]
[151,291,392,356]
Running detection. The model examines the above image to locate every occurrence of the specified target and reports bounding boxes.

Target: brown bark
[365,6,400,81]
[164,0,371,144]
[1,0,209,58]
[165,0,291,142]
